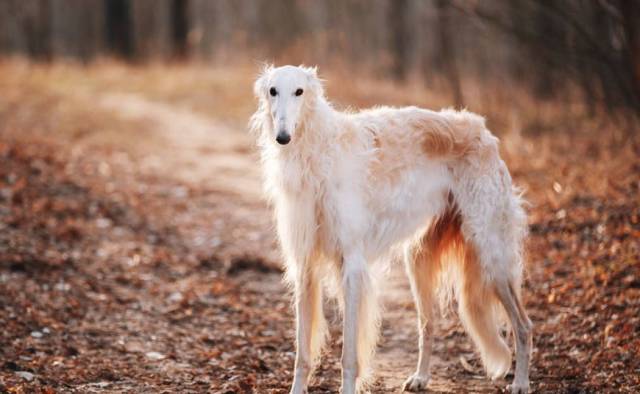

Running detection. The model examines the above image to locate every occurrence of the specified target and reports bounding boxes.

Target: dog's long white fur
[250,65,533,394]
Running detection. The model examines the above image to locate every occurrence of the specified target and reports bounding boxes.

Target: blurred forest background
[1,0,640,114]
[1,1,639,393]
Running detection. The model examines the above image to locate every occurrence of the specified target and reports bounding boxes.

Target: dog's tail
[433,208,513,380]
[455,245,512,379]
[417,108,499,161]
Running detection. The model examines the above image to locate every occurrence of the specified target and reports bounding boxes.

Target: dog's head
[251,65,323,146]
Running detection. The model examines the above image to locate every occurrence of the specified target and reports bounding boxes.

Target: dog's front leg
[341,251,369,394]
[279,193,324,394]
[290,272,321,394]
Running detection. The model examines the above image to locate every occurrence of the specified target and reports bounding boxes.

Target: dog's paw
[402,374,430,392]
[508,381,530,394]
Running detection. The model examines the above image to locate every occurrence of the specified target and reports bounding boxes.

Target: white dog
[250,65,532,394]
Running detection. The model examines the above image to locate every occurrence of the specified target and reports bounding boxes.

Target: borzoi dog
[250,65,532,394]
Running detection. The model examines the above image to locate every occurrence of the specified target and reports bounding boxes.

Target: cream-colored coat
[250,65,532,394]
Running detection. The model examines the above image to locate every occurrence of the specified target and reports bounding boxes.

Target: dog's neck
[262,97,349,184]
[294,98,343,148]
[261,97,347,194]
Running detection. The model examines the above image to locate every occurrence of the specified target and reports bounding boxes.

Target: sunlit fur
[250,65,533,394]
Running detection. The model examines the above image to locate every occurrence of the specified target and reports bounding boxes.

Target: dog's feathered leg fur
[449,149,531,392]
[495,280,532,394]
[402,208,461,391]
[275,188,327,394]
[290,262,327,394]
[340,250,379,394]
[402,243,437,392]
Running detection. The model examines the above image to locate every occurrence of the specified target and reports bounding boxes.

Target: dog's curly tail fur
[427,208,513,380]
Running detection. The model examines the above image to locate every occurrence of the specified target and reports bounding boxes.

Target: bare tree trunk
[105,0,132,59]
[171,0,189,59]
[49,0,102,61]
[436,0,463,107]
[0,0,53,60]
[389,0,409,81]
[256,0,303,56]
[25,0,52,61]
[619,0,640,109]
[131,0,172,61]
[532,0,559,99]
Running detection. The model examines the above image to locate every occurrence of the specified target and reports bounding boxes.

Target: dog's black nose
[276,132,291,145]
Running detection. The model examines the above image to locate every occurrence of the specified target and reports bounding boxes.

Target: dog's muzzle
[276,131,291,145]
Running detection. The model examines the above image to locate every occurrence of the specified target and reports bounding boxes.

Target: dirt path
[98,92,262,200]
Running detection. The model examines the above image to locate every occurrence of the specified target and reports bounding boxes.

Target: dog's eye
[295,88,304,96]
[269,87,277,97]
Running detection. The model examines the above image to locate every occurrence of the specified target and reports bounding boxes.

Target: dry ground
[0,60,638,393]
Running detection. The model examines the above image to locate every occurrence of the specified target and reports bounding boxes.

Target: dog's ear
[253,64,274,99]
[300,65,318,78]
[302,65,324,99]
[250,64,274,138]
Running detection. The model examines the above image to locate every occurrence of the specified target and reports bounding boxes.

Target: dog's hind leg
[455,194,531,392]
[450,154,531,390]
[494,280,532,394]
[401,215,454,392]
[456,241,513,381]
[401,243,437,392]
